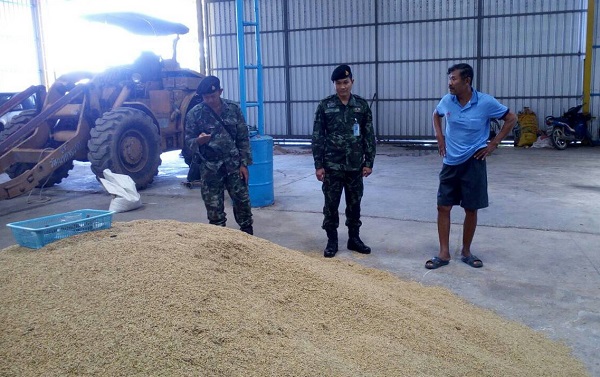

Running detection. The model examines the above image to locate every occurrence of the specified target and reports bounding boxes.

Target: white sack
[532,136,553,148]
[99,169,142,213]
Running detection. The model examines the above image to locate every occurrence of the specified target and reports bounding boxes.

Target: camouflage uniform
[185,99,253,229]
[312,93,376,231]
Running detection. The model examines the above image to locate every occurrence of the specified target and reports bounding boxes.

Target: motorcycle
[489,118,523,147]
[545,104,593,150]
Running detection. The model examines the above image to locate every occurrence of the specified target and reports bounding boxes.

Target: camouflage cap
[196,75,221,95]
[331,64,352,81]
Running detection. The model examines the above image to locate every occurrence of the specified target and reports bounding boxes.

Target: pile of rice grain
[0,220,589,376]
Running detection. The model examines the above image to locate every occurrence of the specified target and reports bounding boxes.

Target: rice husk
[0,220,589,376]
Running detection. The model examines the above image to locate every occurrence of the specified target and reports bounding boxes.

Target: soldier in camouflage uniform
[185,76,254,235]
[312,65,376,258]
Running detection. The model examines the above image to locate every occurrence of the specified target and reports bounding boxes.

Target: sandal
[425,257,450,270]
[461,254,483,268]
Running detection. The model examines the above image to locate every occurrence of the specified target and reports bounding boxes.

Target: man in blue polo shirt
[426,63,517,269]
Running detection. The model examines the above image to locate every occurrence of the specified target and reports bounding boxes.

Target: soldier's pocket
[324,108,341,123]
[348,143,364,166]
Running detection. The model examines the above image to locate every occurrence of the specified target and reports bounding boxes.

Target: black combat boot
[241,226,254,235]
[347,228,371,254]
[324,229,338,258]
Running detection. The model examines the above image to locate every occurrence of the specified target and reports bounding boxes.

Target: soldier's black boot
[241,226,253,235]
[347,228,371,254]
[323,229,338,258]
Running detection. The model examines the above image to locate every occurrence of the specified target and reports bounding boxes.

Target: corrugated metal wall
[591,0,600,140]
[203,0,591,141]
[481,0,589,139]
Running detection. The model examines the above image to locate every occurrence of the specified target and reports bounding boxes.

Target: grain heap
[0,220,589,376]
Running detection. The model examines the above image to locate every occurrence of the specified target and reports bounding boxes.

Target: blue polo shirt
[436,89,508,165]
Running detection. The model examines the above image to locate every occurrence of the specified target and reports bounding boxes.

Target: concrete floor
[1,144,599,376]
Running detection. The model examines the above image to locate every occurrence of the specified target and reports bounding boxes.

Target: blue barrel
[248,135,274,207]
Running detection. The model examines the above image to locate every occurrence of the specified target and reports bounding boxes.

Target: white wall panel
[262,67,285,102]
[208,35,238,69]
[205,1,236,35]
[484,56,584,98]
[379,61,452,100]
[378,100,439,138]
[262,32,286,66]
[483,13,584,56]
[289,27,376,65]
[378,20,477,62]
[289,0,375,28]
[291,103,318,136]
[263,104,286,135]
[483,0,582,14]
[378,0,477,21]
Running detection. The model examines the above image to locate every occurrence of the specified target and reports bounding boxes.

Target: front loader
[0,13,204,200]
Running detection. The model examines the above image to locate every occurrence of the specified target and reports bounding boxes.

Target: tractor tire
[0,109,37,144]
[2,110,37,179]
[2,110,73,187]
[88,107,161,190]
[6,160,74,188]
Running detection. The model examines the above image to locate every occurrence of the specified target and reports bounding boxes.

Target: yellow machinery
[0,13,204,200]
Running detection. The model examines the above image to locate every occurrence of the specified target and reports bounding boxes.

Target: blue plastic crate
[6,209,114,249]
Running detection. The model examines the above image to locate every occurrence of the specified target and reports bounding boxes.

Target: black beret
[331,64,352,81]
[196,75,221,95]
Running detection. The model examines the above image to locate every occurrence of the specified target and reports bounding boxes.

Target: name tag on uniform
[324,108,340,113]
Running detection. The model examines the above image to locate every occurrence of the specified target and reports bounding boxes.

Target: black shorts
[437,154,488,210]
